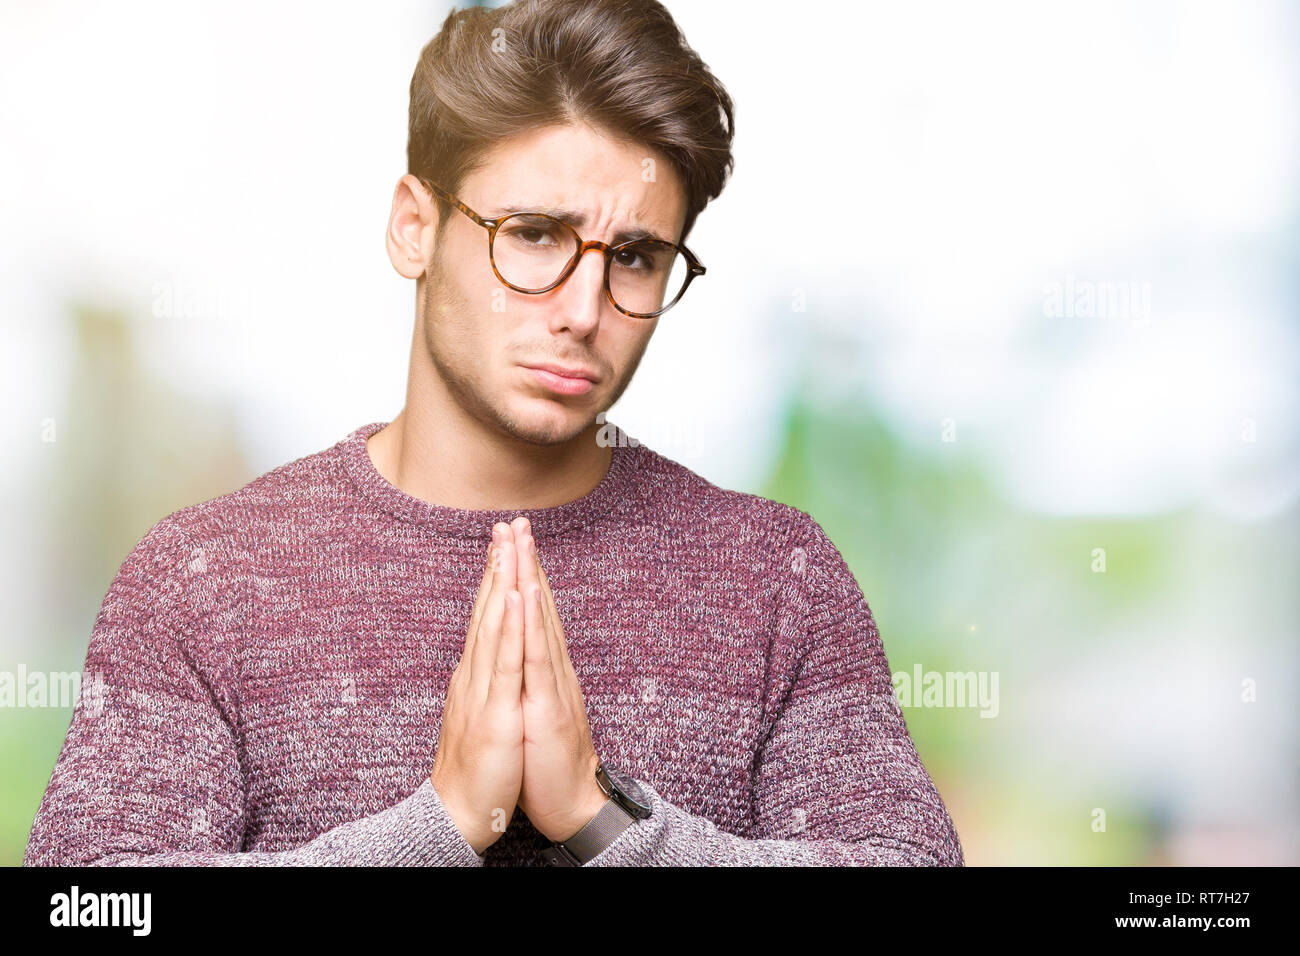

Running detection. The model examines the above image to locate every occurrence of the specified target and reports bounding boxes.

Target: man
[25,0,963,866]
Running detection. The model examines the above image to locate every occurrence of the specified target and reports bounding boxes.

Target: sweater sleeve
[584,513,964,866]
[22,517,483,867]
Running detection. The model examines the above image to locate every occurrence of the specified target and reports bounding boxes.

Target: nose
[551,242,610,337]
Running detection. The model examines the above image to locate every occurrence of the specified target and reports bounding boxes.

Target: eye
[614,247,650,271]
[616,240,674,274]
[501,217,564,249]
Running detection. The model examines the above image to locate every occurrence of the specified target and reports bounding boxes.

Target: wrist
[431,780,497,855]
[541,793,639,867]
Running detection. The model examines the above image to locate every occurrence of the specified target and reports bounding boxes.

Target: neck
[366,350,613,514]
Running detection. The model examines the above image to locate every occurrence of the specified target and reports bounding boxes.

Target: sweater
[23,419,964,866]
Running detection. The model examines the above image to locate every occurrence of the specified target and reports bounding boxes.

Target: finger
[470,537,515,702]
[462,533,501,669]
[530,551,571,690]
[508,520,561,695]
[487,587,524,710]
[533,560,592,727]
[507,518,550,650]
[534,558,578,682]
[512,521,540,616]
[470,530,504,633]
[521,580,559,702]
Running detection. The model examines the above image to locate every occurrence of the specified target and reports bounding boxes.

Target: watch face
[602,766,652,818]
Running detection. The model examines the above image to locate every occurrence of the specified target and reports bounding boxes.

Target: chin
[501,398,593,446]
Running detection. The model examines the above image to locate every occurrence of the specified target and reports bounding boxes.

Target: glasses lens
[491,215,692,317]
[492,214,579,291]
[609,240,690,317]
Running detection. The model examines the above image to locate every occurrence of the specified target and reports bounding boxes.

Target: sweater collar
[339,419,642,541]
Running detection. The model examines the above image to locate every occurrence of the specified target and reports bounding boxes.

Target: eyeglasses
[417,177,706,319]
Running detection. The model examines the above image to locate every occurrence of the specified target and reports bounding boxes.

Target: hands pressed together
[430,516,608,855]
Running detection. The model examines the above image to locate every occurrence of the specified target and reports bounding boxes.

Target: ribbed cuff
[387,778,486,866]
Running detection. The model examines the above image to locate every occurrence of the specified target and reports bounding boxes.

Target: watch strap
[540,798,636,866]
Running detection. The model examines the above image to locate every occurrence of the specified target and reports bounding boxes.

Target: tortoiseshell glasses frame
[416,176,706,319]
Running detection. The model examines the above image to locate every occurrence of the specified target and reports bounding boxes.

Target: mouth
[521,362,599,396]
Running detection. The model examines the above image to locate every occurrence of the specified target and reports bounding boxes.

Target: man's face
[416,121,688,447]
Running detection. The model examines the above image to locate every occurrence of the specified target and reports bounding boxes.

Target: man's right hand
[430,523,525,855]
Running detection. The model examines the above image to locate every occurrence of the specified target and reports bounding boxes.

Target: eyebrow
[493,203,673,246]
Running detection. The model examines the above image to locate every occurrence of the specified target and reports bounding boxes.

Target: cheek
[429,265,496,351]
[613,326,654,366]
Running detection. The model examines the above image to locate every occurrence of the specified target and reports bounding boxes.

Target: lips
[522,362,600,384]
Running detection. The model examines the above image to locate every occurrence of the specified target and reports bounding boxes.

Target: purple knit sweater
[24,420,963,866]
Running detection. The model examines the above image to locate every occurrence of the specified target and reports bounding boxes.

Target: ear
[386,174,440,279]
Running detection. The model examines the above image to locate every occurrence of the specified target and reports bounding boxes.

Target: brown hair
[407,0,735,245]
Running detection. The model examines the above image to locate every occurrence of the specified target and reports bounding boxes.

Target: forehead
[466,121,688,243]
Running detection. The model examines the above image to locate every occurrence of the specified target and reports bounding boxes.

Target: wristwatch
[540,763,652,866]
